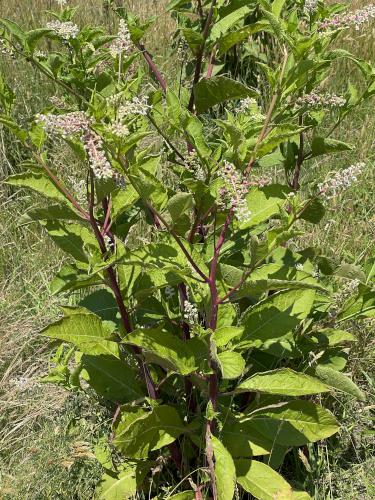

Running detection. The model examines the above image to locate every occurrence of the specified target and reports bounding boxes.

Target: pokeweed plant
[1,0,375,498]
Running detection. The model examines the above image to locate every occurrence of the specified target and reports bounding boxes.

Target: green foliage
[1,0,374,498]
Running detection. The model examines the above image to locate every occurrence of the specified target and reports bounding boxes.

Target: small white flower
[184,150,206,181]
[46,20,79,40]
[304,0,318,15]
[165,286,175,299]
[318,4,375,32]
[118,95,151,117]
[83,131,113,179]
[183,300,199,325]
[36,111,90,136]
[295,263,304,271]
[318,162,365,198]
[218,161,251,222]
[109,19,132,58]
[296,92,346,110]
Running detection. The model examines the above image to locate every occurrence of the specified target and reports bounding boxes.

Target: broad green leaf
[210,5,254,42]
[114,405,185,458]
[50,263,102,294]
[19,204,81,224]
[44,221,99,263]
[241,184,291,229]
[299,198,325,224]
[0,115,27,140]
[311,137,353,158]
[26,28,52,52]
[129,166,167,211]
[166,192,194,223]
[124,327,197,375]
[236,459,309,500]
[182,28,203,55]
[6,171,70,203]
[213,326,244,347]
[167,492,195,500]
[194,76,258,114]
[338,285,375,321]
[235,368,329,396]
[272,0,287,18]
[313,364,365,401]
[183,115,212,157]
[238,289,316,355]
[218,21,271,55]
[111,184,139,220]
[218,351,245,379]
[42,313,120,357]
[335,264,366,282]
[250,400,339,446]
[95,464,137,499]
[80,355,143,403]
[212,436,236,500]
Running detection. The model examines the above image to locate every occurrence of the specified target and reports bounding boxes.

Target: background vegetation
[0,0,374,498]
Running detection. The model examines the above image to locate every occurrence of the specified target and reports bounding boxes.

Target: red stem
[136,43,167,92]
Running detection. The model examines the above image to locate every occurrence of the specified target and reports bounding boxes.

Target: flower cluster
[333,279,360,307]
[318,4,375,32]
[184,150,205,181]
[118,95,151,117]
[238,97,257,113]
[109,121,130,138]
[109,19,132,58]
[304,0,318,15]
[46,20,79,40]
[296,92,346,109]
[183,301,199,325]
[318,162,365,198]
[83,131,113,179]
[50,95,66,108]
[219,161,251,222]
[36,111,90,137]
[165,286,175,299]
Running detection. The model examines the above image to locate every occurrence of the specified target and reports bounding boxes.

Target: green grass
[0,1,374,498]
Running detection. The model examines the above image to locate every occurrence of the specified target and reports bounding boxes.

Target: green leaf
[213,326,244,347]
[193,76,258,114]
[111,185,139,220]
[96,461,151,499]
[80,355,143,403]
[238,289,316,355]
[250,400,339,446]
[0,115,27,140]
[218,351,245,379]
[241,184,291,229]
[129,166,167,211]
[50,263,102,294]
[212,436,236,500]
[218,21,271,55]
[42,312,120,357]
[183,115,212,157]
[338,286,375,321]
[210,5,254,42]
[272,0,287,18]
[299,198,325,224]
[182,28,203,56]
[124,327,197,375]
[19,204,81,224]
[114,405,185,458]
[5,171,70,203]
[235,368,329,396]
[236,459,309,500]
[311,137,354,158]
[26,28,53,52]
[313,364,365,401]
[166,192,194,224]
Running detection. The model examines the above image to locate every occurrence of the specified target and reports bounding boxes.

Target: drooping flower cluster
[318,4,375,32]
[183,301,199,325]
[318,162,365,198]
[304,0,318,15]
[46,20,79,40]
[296,92,346,109]
[184,150,206,181]
[219,161,251,222]
[118,95,151,117]
[83,131,113,179]
[36,111,90,137]
[109,19,132,58]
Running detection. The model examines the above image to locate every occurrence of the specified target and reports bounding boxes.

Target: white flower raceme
[304,0,318,15]
[183,301,199,325]
[219,161,251,222]
[109,19,132,58]
[296,92,346,109]
[184,150,206,181]
[83,131,113,179]
[318,162,365,198]
[36,111,90,136]
[318,4,375,32]
[118,95,151,117]
[46,20,79,40]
